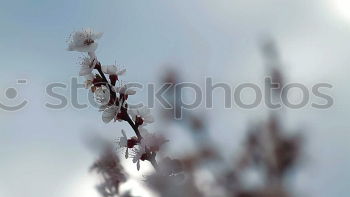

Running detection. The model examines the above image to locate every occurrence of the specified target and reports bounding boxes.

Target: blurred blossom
[90,144,127,197]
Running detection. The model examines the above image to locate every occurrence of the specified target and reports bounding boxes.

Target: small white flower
[117,130,128,148]
[84,73,94,89]
[131,146,146,171]
[128,106,154,125]
[115,83,136,96]
[67,28,103,53]
[94,86,110,105]
[116,130,129,158]
[79,56,97,76]
[116,129,138,159]
[101,65,126,76]
[102,105,120,123]
[140,127,168,151]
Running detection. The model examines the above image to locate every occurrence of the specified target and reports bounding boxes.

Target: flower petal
[102,107,117,123]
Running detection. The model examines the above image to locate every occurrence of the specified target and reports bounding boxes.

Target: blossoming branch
[67,28,168,171]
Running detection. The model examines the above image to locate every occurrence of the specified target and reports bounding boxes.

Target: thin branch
[124,113,142,140]
[94,63,159,170]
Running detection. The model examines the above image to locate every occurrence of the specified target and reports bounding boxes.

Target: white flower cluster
[67,28,134,121]
[116,106,168,170]
[68,28,167,171]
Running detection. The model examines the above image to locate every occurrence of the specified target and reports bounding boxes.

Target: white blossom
[94,86,110,104]
[84,73,94,89]
[140,127,168,151]
[67,28,103,53]
[116,130,129,158]
[128,106,154,125]
[79,56,97,76]
[101,65,126,76]
[131,146,146,171]
[102,105,120,123]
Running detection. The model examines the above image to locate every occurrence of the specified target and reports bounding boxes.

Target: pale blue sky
[1,0,350,196]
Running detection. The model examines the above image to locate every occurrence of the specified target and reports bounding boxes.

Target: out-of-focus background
[0,0,349,196]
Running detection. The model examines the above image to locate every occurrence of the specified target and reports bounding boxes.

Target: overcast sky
[1,0,350,196]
